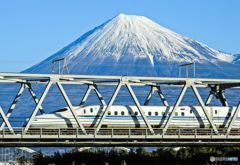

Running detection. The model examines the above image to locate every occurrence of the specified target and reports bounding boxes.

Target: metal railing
[0,127,240,137]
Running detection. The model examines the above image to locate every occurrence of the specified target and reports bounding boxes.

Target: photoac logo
[210,156,215,162]
[210,156,238,162]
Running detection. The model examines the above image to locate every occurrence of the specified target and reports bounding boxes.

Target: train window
[180,108,185,110]
[90,108,93,113]
[190,110,192,114]
[215,110,217,114]
[135,112,138,115]
[161,112,165,116]
[181,112,185,116]
[128,111,131,115]
[114,111,118,115]
[84,109,86,114]
[121,111,124,115]
[175,112,178,116]
[168,112,171,116]
[100,111,104,115]
[108,111,111,115]
[155,112,158,116]
[228,113,231,117]
[148,112,152,116]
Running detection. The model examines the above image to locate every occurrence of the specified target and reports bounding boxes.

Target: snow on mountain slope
[23,14,240,78]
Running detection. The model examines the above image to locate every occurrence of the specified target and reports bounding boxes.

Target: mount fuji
[23,14,240,78]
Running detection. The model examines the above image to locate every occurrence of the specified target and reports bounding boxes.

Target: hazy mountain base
[23,56,240,78]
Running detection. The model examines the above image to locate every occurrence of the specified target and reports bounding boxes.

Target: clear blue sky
[0,0,239,72]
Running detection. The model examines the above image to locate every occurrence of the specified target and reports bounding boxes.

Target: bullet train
[22,105,240,129]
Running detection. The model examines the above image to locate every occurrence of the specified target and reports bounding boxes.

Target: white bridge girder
[0,73,239,139]
[0,83,45,131]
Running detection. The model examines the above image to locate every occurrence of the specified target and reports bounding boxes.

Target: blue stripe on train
[78,115,240,120]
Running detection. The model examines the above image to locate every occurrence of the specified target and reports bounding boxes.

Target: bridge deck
[0,128,239,147]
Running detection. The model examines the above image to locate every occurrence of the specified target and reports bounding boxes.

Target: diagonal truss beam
[144,86,155,106]
[25,84,45,115]
[56,82,86,134]
[93,85,106,106]
[0,83,24,130]
[1,83,47,130]
[215,85,228,106]
[206,86,228,106]
[95,82,122,134]
[126,83,155,135]
[163,84,188,134]
[218,90,228,106]
[226,101,240,135]
[79,85,106,106]
[205,91,214,106]
[24,81,52,133]
[144,86,168,106]
[156,86,169,106]
[79,86,92,106]
[0,106,14,134]
[191,85,219,135]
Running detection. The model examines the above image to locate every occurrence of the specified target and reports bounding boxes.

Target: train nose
[22,118,38,127]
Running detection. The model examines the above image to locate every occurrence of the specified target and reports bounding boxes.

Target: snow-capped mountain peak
[23,13,240,78]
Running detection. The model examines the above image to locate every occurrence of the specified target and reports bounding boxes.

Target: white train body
[23,105,240,129]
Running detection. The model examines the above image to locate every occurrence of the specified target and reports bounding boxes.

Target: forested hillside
[33,147,240,165]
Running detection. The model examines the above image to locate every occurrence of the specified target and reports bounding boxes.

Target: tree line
[33,147,240,165]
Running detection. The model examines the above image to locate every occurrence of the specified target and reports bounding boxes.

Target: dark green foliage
[18,155,28,165]
[33,147,240,165]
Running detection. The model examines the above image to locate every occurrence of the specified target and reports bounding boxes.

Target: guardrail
[0,127,240,137]
[0,127,239,147]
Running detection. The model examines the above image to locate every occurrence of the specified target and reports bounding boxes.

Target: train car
[22,105,240,129]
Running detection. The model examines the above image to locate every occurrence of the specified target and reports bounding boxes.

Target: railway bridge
[0,73,240,147]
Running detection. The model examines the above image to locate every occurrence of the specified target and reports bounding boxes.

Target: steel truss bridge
[0,73,240,147]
